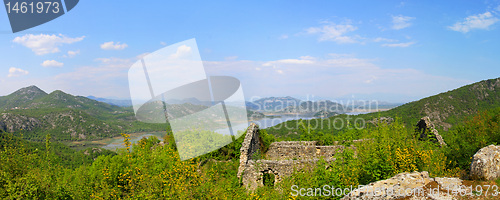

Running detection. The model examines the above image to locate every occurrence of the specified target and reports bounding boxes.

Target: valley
[1,77,499,199]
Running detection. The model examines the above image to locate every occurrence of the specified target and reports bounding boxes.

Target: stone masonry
[238,123,348,190]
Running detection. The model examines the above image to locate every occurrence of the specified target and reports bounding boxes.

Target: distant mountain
[246,96,302,112]
[246,96,349,116]
[87,96,133,107]
[0,86,256,141]
[281,100,349,115]
[0,85,48,111]
[0,86,165,141]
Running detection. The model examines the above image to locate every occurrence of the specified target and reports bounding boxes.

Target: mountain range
[86,96,133,107]
[246,96,350,116]
[2,77,499,142]
[0,86,162,141]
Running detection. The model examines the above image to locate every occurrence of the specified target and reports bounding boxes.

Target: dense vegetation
[0,107,498,199]
[1,78,500,199]
[266,77,500,143]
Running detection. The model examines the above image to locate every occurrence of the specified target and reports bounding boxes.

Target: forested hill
[266,77,500,140]
[0,85,48,111]
[0,86,165,141]
[362,77,500,130]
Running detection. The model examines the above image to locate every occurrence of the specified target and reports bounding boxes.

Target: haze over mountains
[86,96,133,107]
[1,77,499,142]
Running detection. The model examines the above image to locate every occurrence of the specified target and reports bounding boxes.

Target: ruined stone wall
[241,158,335,190]
[237,123,262,178]
[265,141,344,160]
[238,124,349,190]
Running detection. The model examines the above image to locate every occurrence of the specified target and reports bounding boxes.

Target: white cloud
[374,37,397,42]
[65,50,80,58]
[262,58,315,67]
[306,21,360,43]
[46,57,133,98]
[392,15,415,30]
[203,55,469,101]
[94,57,131,68]
[448,12,499,33]
[381,41,416,47]
[327,53,354,58]
[169,45,192,59]
[100,41,128,50]
[7,67,29,77]
[160,41,167,46]
[299,55,315,60]
[12,34,85,55]
[225,56,238,60]
[278,34,289,39]
[41,60,64,67]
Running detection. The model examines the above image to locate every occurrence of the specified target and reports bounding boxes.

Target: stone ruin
[415,116,447,147]
[237,123,351,190]
[237,117,451,190]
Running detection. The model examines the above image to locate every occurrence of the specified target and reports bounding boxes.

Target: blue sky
[1,0,500,103]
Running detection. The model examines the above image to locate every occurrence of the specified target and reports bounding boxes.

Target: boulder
[470,144,500,180]
[342,172,469,200]
[342,171,434,200]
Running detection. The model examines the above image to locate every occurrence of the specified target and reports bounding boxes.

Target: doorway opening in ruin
[263,171,275,187]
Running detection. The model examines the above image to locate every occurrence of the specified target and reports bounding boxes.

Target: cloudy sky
[1,1,500,103]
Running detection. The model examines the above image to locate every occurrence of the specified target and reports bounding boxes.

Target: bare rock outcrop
[342,171,434,200]
[342,172,468,200]
[0,113,41,132]
[469,144,500,181]
[368,117,394,126]
[416,116,447,147]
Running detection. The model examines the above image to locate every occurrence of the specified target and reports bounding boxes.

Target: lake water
[102,112,373,151]
[102,132,165,151]
[102,114,311,151]
[346,111,369,115]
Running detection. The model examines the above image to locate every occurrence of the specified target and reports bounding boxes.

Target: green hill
[0,85,48,111]
[362,77,500,130]
[266,77,500,141]
[0,86,167,141]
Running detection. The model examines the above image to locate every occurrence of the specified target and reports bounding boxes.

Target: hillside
[0,85,47,111]
[266,77,500,140]
[361,77,500,130]
[0,86,166,141]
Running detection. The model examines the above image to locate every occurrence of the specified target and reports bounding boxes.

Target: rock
[470,144,500,180]
[434,177,465,193]
[415,117,447,147]
[369,117,394,126]
[342,172,470,200]
[342,171,434,200]
[0,113,41,132]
